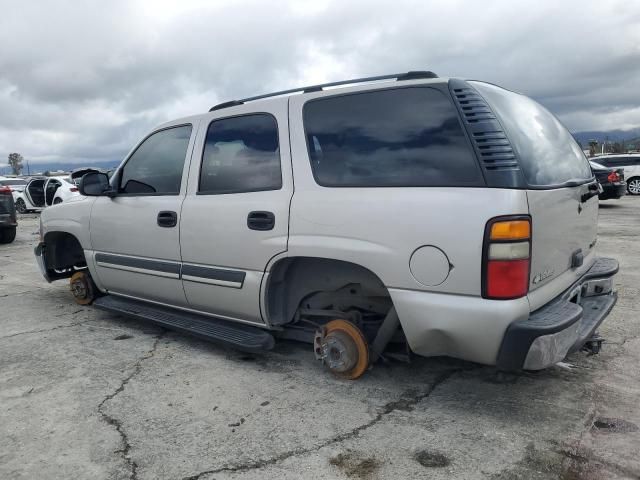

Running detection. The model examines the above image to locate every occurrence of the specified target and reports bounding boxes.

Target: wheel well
[265,257,392,326]
[44,232,86,272]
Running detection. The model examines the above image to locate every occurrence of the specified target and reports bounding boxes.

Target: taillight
[70,187,79,192]
[0,185,11,194]
[607,171,620,183]
[483,216,531,300]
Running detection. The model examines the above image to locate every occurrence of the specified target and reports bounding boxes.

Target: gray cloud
[1,0,639,165]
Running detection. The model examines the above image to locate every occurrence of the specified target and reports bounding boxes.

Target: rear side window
[199,114,281,194]
[603,157,639,167]
[596,158,612,167]
[303,87,483,187]
[120,125,192,195]
[471,82,592,187]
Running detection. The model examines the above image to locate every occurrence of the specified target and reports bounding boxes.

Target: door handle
[247,211,275,231]
[157,211,178,228]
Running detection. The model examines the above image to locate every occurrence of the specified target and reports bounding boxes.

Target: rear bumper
[0,213,17,227]
[497,257,619,371]
[599,183,626,200]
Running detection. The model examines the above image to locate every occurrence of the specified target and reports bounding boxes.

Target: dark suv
[0,185,17,244]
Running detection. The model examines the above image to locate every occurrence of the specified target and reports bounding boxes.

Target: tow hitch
[582,332,604,355]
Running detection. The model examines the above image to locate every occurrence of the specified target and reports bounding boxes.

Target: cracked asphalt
[1,198,640,480]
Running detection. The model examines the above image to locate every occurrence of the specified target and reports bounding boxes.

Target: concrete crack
[0,320,90,340]
[97,331,166,480]
[181,367,464,480]
[557,446,640,479]
[559,381,640,480]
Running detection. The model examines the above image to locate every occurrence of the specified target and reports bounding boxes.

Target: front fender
[40,196,95,250]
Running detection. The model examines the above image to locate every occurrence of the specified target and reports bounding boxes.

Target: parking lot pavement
[1,200,639,480]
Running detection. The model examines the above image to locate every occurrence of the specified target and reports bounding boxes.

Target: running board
[94,295,275,352]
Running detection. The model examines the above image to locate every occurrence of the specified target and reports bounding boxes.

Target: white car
[14,176,74,212]
[0,177,28,195]
[13,169,98,213]
[593,154,640,195]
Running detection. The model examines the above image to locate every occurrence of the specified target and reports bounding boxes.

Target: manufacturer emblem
[532,269,554,284]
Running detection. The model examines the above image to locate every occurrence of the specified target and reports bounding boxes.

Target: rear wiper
[563,178,592,187]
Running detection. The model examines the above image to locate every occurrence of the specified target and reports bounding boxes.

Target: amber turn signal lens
[490,220,530,240]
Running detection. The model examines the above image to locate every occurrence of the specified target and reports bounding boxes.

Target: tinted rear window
[199,114,281,194]
[600,157,640,167]
[303,87,483,187]
[471,82,592,187]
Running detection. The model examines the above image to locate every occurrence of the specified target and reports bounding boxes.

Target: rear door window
[199,114,281,194]
[471,82,592,187]
[303,87,483,187]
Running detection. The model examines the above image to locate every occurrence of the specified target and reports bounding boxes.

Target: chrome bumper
[497,257,619,371]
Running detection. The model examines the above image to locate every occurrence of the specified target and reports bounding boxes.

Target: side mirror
[79,172,111,196]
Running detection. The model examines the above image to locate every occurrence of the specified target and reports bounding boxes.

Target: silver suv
[35,71,618,379]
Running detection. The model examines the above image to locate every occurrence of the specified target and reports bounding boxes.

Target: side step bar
[94,295,275,353]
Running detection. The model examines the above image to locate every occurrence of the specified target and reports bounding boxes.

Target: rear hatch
[472,82,598,310]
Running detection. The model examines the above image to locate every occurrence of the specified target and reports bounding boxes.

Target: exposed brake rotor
[69,271,95,305]
[314,319,369,380]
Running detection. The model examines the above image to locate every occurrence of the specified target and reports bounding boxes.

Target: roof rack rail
[208,70,438,112]
[209,100,244,111]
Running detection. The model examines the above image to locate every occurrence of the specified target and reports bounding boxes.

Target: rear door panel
[526,186,598,310]
[179,101,293,324]
[26,179,45,207]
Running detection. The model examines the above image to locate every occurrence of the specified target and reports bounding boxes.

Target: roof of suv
[160,71,449,130]
[207,71,441,112]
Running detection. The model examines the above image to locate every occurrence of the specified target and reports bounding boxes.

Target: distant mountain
[572,129,640,147]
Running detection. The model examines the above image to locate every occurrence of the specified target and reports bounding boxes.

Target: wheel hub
[71,278,87,298]
[69,271,95,305]
[322,331,359,373]
[314,319,369,379]
[629,180,640,195]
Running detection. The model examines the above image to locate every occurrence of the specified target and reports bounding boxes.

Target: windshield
[471,82,593,187]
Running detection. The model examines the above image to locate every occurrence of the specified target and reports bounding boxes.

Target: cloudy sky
[1,0,639,165]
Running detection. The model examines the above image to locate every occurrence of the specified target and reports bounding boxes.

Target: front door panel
[89,122,198,306]
[90,195,187,305]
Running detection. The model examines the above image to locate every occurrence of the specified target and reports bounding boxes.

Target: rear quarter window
[303,87,484,187]
[471,82,592,187]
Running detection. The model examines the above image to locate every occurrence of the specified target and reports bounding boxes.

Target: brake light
[483,216,531,299]
[0,186,11,194]
[607,171,620,183]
